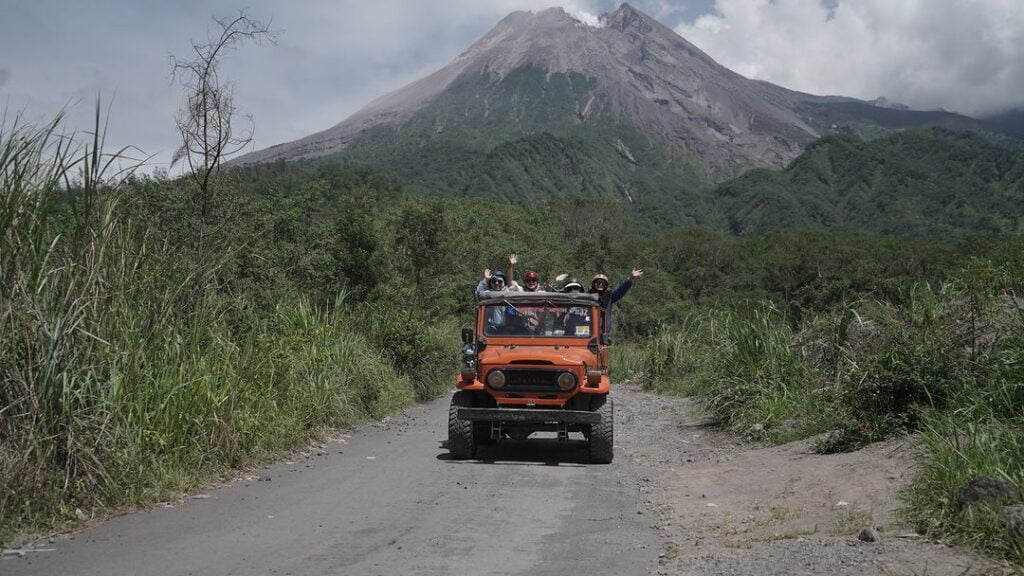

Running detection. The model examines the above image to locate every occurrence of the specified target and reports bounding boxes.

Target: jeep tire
[448,391,477,459]
[588,393,614,464]
[473,392,496,445]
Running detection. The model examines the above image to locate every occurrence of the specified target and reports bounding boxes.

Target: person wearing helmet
[510,268,545,333]
[590,268,644,334]
[560,277,592,335]
[562,278,584,293]
[475,255,521,332]
[521,270,541,292]
[474,254,522,300]
[478,269,509,294]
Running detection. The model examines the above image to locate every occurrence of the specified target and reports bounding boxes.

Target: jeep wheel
[588,394,614,464]
[473,392,496,445]
[448,391,477,459]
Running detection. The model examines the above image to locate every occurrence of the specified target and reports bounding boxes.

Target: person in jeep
[521,270,541,292]
[590,269,643,333]
[474,255,521,332]
[475,254,521,297]
[561,278,592,336]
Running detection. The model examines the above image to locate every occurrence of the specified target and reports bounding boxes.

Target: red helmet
[525,270,539,281]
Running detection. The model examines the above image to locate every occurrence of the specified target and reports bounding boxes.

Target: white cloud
[675,0,1024,116]
[0,0,614,170]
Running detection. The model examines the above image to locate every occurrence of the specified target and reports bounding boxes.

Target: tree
[394,201,447,294]
[169,12,277,295]
[332,193,384,300]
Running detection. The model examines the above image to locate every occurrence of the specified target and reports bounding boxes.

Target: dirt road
[3,385,985,575]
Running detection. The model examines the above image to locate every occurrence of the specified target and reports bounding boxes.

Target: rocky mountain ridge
[234,3,984,185]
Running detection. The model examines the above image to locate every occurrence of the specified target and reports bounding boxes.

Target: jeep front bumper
[457,407,600,425]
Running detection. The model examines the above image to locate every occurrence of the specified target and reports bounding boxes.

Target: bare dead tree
[169,12,277,296]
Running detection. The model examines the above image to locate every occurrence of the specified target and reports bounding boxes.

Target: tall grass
[902,301,1024,563]
[622,306,832,442]
[611,314,722,393]
[626,272,1023,564]
[0,113,444,542]
[701,303,826,441]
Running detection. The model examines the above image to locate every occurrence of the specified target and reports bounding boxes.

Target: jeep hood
[480,345,596,367]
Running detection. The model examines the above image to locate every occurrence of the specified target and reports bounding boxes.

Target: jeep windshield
[482,303,594,338]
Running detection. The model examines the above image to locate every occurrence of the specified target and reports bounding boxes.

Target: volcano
[234,3,982,205]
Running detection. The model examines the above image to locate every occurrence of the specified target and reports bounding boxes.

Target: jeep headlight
[557,371,577,391]
[487,369,506,389]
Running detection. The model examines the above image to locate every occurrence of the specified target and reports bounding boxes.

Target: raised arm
[507,254,518,286]
[476,268,492,300]
[609,268,643,304]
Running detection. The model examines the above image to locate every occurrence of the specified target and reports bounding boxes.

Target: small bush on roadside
[700,303,834,442]
[901,301,1024,564]
[354,304,459,401]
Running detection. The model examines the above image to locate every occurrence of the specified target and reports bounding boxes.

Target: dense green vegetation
[0,117,458,542]
[718,129,1024,236]
[3,110,1023,565]
[617,263,1024,562]
[332,115,1024,238]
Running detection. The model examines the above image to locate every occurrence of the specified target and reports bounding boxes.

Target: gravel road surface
[3,385,988,575]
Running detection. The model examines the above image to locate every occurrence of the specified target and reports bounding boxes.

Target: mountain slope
[237,5,984,180]
[982,108,1024,140]
[715,128,1024,236]
[239,4,822,180]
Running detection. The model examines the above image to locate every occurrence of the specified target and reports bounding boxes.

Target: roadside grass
[903,414,1024,564]
[626,270,1024,565]
[0,114,454,544]
[900,303,1024,564]
[831,504,876,536]
[623,305,838,443]
[610,312,729,397]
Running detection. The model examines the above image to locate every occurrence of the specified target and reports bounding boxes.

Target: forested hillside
[295,126,1024,236]
[716,129,1024,236]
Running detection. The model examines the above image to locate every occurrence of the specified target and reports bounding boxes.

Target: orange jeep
[448,290,614,463]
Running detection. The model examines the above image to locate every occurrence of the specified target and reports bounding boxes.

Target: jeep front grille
[503,370,560,391]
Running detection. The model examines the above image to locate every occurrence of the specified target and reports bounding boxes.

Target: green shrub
[901,300,1024,563]
[0,114,426,543]
[701,303,832,441]
[354,304,459,401]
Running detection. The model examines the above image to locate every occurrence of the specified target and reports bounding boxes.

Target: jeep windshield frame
[476,291,601,342]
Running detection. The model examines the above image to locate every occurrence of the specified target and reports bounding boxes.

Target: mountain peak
[234,3,975,184]
[606,3,653,33]
[487,6,587,35]
[232,2,822,172]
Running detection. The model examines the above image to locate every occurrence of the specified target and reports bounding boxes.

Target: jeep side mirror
[600,333,613,345]
[461,327,475,345]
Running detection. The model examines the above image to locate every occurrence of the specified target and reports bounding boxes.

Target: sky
[2,0,1022,172]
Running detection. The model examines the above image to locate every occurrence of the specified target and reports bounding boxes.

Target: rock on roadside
[858,527,880,543]
[998,505,1024,537]
[957,476,1019,510]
